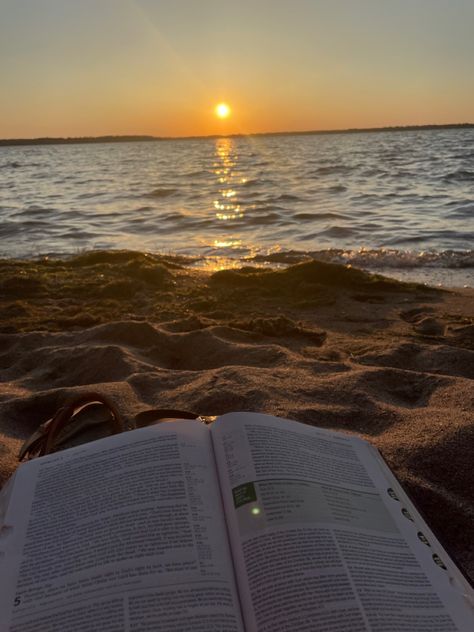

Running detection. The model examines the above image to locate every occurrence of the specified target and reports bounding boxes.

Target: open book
[0,412,473,631]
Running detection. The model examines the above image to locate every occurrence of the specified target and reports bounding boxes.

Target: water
[1,128,473,286]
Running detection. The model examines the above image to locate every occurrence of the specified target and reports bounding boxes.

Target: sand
[0,251,473,580]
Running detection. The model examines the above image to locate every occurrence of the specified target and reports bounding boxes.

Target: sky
[0,0,473,138]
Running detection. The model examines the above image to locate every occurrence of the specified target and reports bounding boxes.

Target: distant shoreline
[1,122,473,147]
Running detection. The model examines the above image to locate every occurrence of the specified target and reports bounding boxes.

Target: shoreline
[0,250,469,333]
[0,251,473,579]
[1,249,472,293]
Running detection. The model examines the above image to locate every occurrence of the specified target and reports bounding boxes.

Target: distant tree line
[0,135,159,147]
[0,124,472,147]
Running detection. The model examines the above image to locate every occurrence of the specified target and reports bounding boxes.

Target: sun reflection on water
[203,136,275,270]
[213,239,242,249]
[213,138,244,221]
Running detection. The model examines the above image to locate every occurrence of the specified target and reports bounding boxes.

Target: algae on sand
[0,252,440,334]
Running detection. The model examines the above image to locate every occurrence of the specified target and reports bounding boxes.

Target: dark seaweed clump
[210,260,426,295]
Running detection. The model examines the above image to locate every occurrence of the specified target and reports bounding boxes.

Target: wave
[183,169,209,177]
[311,165,353,176]
[241,178,260,187]
[246,212,285,226]
[0,161,22,169]
[146,188,179,198]
[445,204,474,219]
[443,169,474,183]
[293,212,350,221]
[14,206,52,217]
[318,226,356,238]
[251,248,474,270]
[78,192,108,199]
[0,221,21,237]
[276,193,303,202]
[0,161,43,169]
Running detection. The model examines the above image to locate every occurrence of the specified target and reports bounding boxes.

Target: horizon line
[0,122,473,146]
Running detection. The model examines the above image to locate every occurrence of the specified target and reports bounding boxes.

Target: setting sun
[215,103,231,119]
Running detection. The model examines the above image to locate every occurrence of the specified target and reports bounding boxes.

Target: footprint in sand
[400,308,445,337]
[446,323,474,349]
[412,317,445,337]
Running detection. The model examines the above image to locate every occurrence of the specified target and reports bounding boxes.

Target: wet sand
[0,251,473,579]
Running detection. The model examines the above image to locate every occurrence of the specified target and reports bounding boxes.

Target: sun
[215,103,231,119]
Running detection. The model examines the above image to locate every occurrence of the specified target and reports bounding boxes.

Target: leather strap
[42,392,123,456]
[19,395,203,461]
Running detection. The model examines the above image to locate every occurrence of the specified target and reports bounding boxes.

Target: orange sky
[1,0,473,138]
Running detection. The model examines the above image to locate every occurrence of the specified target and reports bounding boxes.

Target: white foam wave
[321,248,474,269]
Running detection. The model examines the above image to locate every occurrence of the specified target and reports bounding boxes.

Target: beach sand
[0,251,473,580]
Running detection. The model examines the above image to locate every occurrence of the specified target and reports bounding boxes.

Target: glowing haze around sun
[215,103,231,119]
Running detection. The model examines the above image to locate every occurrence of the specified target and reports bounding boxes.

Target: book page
[0,421,244,632]
[212,412,474,632]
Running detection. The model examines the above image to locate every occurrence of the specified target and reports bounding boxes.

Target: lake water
[1,128,473,286]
